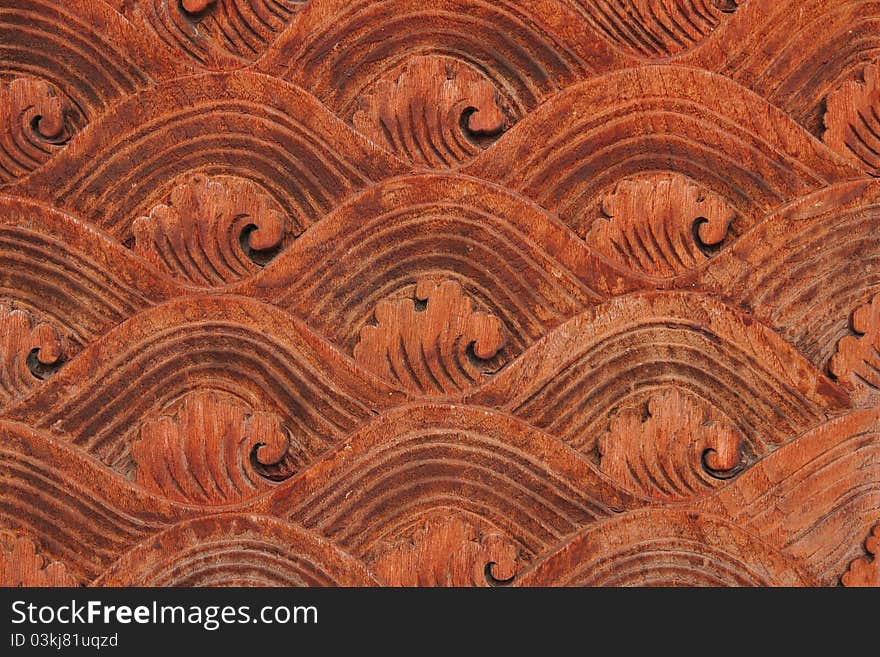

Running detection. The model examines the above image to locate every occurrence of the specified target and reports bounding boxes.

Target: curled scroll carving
[368,513,520,587]
[133,174,286,286]
[131,391,298,505]
[352,56,510,168]
[0,78,76,184]
[354,279,506,395]
[0,303,66,404]
[597,389,745,501]
[585,174,736,277]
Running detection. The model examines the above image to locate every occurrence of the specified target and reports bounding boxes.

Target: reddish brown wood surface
[0,0,879,587]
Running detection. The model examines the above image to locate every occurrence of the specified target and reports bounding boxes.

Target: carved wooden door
[0,0,878,588]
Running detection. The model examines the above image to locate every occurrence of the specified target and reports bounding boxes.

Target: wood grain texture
[0,0,878,588]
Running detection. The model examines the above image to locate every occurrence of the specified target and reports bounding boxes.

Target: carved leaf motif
[133,174,286,287]
[841,524,879,587]
[585,174,736,277]
[830,294,880,403]
[823,62,880,175]
[116,0,307,68]
[131,392,296,505]
[353,279,506,395]
[352,56,510,168]
[597,389,745,501]
[368,513,520,587]
[0,304,66,404]
[570,0,742,58]
[0,534,79,586]
[0,78,75,184]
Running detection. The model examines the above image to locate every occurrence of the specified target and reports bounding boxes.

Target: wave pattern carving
[0,0,878,588]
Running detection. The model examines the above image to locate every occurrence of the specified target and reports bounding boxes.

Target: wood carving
[585,174,736,276]
[367,513,520,587]
[824,63,880,175]
[1,0,878,588]
[133,174,287,286]
[352,56,511,168]
[354,278,506,395]
[830,293,880,404]
[0,303,67,404]
[597,389,744,501]
[131,391,296,505]
[0,533,80,587]
[842,524,880,587]
[569,1,744,59]
[0,77,78,183]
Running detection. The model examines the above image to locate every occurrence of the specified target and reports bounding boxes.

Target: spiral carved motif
[585,174,736,277]
[597,389,745,501]
[352,56,511,167]
[354,278,506,395]
[133,174,286,286]
[0,78,78,184]
[131,392,297,505]
[0,304,67,405]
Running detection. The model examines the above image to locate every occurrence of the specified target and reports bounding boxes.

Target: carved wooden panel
[1,0,879,588]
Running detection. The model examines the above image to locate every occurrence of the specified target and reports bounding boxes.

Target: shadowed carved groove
[516,510,815,586]
[0,0,181,123]
[230,175,621,358]
[10,72,408,243]
[567,0,744,58]
[468,292,849,456]
[0,195,185,352]
[256,0,633,117]
[679,0,880,137]
[699,410,880,585]
[260,404,645,558]
[1,296,409,470]
[92,515,379,586]
[684,181,880,368]
[465,66,861,234]
[0,421,198,580]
